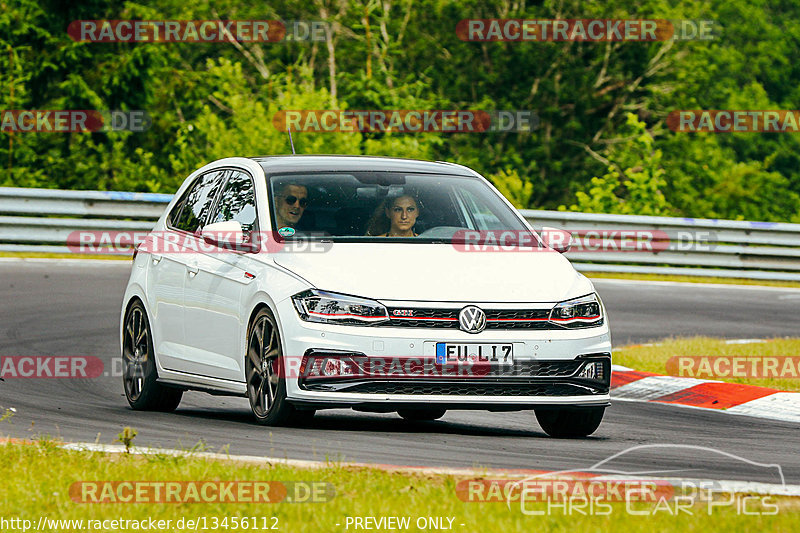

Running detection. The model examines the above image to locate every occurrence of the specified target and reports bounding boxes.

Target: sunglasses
[283,195,308,208]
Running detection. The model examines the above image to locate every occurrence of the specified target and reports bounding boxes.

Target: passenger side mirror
[201,221,257,252]
[541,226,572,253]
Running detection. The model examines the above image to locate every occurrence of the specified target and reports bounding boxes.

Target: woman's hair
[364,194,419,236]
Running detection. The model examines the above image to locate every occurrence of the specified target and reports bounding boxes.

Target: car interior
[274,175,467,237]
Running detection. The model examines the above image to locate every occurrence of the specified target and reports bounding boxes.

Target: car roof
[249,155,477,177]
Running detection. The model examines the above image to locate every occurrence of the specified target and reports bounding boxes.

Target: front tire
[246,307,313,426]
[397,408,447,421]
[535,407,605,438]
[122,301,183,411]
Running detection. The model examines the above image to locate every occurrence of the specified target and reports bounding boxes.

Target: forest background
[3,0,799,222]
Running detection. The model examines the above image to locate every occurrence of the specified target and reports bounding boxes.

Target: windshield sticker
[278,226,296,237]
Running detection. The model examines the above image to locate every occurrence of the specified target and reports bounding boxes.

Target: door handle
[151,254,162,264]
[187,264,199,276]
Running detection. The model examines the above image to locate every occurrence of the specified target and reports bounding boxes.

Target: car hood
[270,243,592,303]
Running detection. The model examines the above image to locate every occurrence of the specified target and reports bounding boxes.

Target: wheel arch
[120,291,161,373]
[243,297,280,369]
[120,291,150,348]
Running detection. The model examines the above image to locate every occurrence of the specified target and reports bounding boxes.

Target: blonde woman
[365,195,419,237]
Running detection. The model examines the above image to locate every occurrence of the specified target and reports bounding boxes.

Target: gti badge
[458,305,486,333]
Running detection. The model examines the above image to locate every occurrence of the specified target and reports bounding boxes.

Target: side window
[166,194,188,228]
[209,170,257,236]
[172,170,226,233]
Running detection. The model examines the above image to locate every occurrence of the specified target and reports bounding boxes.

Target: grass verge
[0,440,798,532]
[615,337,800,392]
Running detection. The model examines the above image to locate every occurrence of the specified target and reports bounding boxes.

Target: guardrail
[0,187,170,255]
[1,186,799,281]
[521,210,800,281]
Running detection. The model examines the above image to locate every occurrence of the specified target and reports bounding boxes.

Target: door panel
[181,170,259,382]
[182,238,249,381]
[145,238,187,369]
[147,169,225,374]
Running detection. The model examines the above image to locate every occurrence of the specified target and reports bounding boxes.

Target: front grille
[323,381,598,396]
[488,309,550,320]
[385,307,458,328]
[383,307,558,330]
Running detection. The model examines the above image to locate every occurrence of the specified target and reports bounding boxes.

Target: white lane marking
[56,442,800,495]
[60,442,332,469]
[612,375,714,401]
[593,278,800,292]
[56,442,545,477]
[724,338,768,344]
[611,364,633,372]
[726,393,800,424]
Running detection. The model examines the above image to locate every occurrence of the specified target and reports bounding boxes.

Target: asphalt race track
[1,260,799,484]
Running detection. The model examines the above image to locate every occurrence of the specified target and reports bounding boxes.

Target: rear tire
[535,407,605,438]
[246,307,312,426]
[397,408,447,421]
[122,301,183,412]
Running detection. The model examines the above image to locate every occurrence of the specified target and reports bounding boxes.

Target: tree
[564,113,668,216]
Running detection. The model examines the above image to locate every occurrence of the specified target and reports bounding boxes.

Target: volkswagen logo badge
[458,305,486,334]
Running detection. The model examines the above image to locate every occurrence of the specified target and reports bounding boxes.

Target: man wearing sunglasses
[274,183,309,229]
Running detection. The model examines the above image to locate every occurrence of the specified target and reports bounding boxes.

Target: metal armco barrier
[0,187,170,255]
[1,186,799,281]
[521,209,800,281]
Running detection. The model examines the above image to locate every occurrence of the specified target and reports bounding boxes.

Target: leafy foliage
[565,114,668,216]
[1,0,800,221]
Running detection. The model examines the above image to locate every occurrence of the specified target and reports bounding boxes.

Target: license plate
[435,343,514,365]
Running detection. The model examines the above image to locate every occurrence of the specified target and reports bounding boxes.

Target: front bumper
[277,299,612,410]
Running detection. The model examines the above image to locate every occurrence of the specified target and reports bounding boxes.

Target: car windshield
[265,171,536,243]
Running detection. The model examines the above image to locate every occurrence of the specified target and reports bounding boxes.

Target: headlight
[549,293,604,328]
[291,289,389,325]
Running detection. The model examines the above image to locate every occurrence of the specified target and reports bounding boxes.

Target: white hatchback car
[121,155,611,437]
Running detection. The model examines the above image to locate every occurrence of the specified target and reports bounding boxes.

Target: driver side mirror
[540,226,572,253]
[201,220,258,253]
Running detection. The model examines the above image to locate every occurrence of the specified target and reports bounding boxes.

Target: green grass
[0,440,798,532]
[615,337,800,391]
[586,271,800,289]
